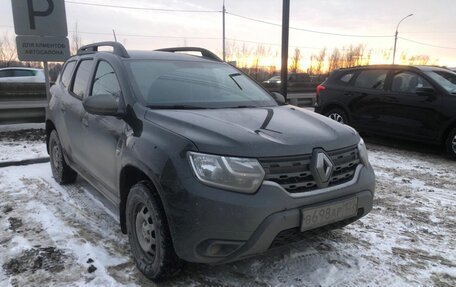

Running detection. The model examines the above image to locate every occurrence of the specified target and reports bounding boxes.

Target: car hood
[144,105,359,157]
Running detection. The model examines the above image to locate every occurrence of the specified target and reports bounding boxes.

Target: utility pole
[222,0,226,61]
[281,0,290,100]
[392,14,413,64]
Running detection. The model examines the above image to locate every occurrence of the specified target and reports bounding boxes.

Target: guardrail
[0,83,47,125]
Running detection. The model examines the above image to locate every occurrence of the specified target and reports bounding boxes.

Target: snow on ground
[0,132,455,286]
[0,126,47,163]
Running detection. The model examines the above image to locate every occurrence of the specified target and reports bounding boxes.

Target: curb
[0,157,50,168]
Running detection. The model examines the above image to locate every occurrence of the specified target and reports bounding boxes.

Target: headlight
[188,152,265,193]
[357,138,370,166]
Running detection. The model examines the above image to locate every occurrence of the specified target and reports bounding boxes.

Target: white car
[0,67,45,83]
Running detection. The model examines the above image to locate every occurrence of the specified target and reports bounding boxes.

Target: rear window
[61,61,76,87]
[71,60,93,99]
[354,70,388,90]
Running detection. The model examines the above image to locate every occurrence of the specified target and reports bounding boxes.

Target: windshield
[126,60,277,109]
[425,70,456,94]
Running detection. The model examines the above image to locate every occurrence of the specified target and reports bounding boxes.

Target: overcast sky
[1,0,456,67]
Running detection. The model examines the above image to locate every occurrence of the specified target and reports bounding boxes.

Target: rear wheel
[445,128,456,160]
[49,130,77,184]
[325,108,348,124]
[126,181,182,281]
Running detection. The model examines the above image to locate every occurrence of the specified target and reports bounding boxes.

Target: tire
[445,128,456,160]
[126,181,182,281]
[325,108,348,125]
[49,130,77,184]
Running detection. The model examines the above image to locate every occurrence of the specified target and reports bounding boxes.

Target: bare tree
[290,48,301,73]
[70,22,83,55]
[0,34,17,67]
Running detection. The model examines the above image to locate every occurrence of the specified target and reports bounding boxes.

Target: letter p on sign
[12,0,68,37]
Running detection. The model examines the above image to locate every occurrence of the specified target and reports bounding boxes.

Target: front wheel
[325,108,348,125]
[445,128,456,160]
[49,130,77,184]
[126,181,182,281]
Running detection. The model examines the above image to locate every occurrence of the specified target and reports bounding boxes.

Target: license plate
[300,197,358,232]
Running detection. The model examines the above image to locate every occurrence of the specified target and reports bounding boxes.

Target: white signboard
[16,35,70,62]
[11,0,68,37]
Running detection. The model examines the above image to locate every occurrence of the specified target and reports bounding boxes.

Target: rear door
[383,70,443,140]
[347,69,389,131]
[83,60,126,198]
[63,58,94,169]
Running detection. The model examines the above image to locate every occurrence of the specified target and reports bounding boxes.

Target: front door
[383,70,443,141]
[83,60,126,199]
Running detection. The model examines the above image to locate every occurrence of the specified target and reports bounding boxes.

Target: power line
[65,1,221,13]
[399,37,456,50]
[226,12,394,38]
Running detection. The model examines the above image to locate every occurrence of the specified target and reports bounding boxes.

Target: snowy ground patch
[0,135,455,286]
[0,126,47,163]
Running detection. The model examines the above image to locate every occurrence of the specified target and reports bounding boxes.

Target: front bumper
[162,163,375,264]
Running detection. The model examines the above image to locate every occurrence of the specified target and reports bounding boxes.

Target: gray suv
[46,42,375,281]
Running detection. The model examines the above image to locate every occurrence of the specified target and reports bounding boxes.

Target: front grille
[259,146,360,194]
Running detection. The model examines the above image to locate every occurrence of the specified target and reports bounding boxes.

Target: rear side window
[13,70,35,77]
[71,60,93,99]
[91,61,121,97]
[339,73,354,83]
[354,70,388,90]
[61,61,76,87]
[0,70,13,78]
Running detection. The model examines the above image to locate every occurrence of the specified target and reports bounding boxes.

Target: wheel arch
[440,119,456,145]
[45,119,56,153]
[320,103,350,122]
[119,164,163,234]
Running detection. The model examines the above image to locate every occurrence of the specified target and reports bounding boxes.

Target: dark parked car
[46,42,375,281]
[262,73,315,93]
[315,65,456,159]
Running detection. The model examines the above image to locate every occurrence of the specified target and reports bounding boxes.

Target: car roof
[337,65,452,73]
[0,67,43,71]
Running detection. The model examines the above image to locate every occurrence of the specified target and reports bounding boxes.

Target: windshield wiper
[147,104,209,110]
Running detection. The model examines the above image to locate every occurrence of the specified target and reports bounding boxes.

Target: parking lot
[0,126,454,286]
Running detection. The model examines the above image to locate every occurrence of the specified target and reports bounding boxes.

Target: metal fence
[0,83,47,125]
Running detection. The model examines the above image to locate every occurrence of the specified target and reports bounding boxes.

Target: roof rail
[77,41,129,58]
[155,47,222,62]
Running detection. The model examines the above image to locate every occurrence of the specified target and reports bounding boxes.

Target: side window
[339,73,354,84]
[91,61,121,97]
[391,71,432,93]
[0,70,13,78]
[71,60,93,99]
[13,70,35,77]
[354,70,388,90]
[61,61,76,87]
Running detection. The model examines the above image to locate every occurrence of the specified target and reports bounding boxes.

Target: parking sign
[11,0,68,37]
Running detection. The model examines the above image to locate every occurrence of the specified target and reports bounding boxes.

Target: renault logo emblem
[311,150,334,187]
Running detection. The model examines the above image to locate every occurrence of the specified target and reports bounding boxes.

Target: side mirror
[83,94,124,117]
[416,87,435,96]
[271,92,286,105]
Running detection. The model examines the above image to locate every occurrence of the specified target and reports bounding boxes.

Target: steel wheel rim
[328,113,344,124]
[51,143,61,172]
[135,204,157,257]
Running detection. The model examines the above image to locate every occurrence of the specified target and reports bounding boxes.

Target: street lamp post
[393,13,413,64]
